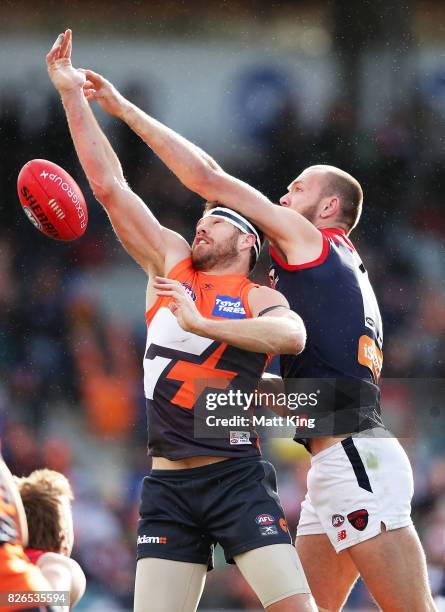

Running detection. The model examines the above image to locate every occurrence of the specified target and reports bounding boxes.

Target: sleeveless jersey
[269,228,384,441]
[144,257,269,460]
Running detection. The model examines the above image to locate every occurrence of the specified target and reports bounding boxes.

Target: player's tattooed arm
[80,68,319,259]
[154,278,306,355]
[46,29,189,277]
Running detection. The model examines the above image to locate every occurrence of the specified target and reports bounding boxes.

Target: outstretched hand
[46,29,86,94]
[80,69,126,117]
[153,277,205,334]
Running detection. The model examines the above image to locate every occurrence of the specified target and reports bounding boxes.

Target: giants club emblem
[347,509,369,531]
[181,282,197,301]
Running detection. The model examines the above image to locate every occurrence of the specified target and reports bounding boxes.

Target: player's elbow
[191,166,225,201]
[285,329,306,355]
[282,316,306,355]
[92,176,126,207]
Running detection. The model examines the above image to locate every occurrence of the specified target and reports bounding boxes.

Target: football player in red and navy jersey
[47,30,317,612]
[82,49,437,612]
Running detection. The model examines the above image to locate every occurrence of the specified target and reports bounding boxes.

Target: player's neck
[316,221,348,234]
[199,261,248,276]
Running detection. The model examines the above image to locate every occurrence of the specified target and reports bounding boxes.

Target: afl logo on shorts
[347,509,369,531]
[255,513,275,525]
[332,514,345,528]
[181,282,197,301]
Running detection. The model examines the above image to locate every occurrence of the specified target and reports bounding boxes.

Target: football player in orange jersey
[46,30,317,612]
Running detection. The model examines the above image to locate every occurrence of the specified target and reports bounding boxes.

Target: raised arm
[46,30,189,278]
[153,278,306,356]
[80,68,320,259]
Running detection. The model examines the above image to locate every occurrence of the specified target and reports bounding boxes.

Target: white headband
[203,207,262,259]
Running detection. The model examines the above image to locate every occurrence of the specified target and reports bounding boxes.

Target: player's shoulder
[165,256,194,280]
[247,284,289,316]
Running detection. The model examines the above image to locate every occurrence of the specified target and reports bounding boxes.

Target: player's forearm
[60,89,125,200]
[117,98,220,196]
[195,315,306,355]
[37,553,86,608]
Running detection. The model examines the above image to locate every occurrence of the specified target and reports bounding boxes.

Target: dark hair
[203,202,263,273]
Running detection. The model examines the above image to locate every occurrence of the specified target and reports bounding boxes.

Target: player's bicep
[248,286,306,352]
[99,180,189,274]
[248,286,291,318]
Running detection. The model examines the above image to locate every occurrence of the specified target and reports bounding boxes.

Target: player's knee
[266,592,317,611]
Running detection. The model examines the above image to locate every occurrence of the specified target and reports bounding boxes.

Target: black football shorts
[137,456,291,570]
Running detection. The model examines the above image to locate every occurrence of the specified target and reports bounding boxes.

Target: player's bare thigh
[297,526,437,612]
[347,524,437,611]
[296,534,359,612]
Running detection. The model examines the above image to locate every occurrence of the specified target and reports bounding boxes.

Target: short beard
[299,202,319,225]
[192,234,239,271]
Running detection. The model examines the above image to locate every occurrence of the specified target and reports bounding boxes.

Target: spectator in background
[16,468,86,608]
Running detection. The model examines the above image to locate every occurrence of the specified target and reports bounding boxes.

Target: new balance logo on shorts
[137,535,167,545]
[337,530,347,542]
[212,295,246,319]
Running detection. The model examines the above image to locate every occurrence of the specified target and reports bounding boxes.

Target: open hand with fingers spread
[153,277,205,334]
[46,29,86,94]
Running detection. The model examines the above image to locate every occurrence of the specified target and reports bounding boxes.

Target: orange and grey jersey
[144,258,270,460]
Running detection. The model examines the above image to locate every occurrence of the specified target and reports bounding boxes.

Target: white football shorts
[297,429,414,552]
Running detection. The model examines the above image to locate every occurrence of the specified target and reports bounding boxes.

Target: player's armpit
[100,181,190,276]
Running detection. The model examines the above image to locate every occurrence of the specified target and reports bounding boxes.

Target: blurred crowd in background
[1,3,445,609]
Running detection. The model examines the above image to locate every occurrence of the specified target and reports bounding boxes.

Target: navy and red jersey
[269,228,384,439]
[144,257,270,460]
